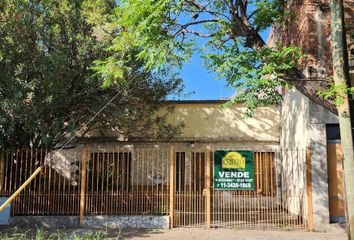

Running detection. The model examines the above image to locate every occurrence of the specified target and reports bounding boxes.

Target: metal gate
[171,147,310,229]
[173,151,207,227]
[0,144,310,230]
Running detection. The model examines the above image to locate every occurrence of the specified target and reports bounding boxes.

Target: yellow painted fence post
[206,146,211,228]
[306,147,314,231]
[169,145,175,228]
[79,146,88,227]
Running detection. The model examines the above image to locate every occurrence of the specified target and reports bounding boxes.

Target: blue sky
[178,29,271,100]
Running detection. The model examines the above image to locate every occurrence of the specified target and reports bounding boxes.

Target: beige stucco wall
[281,89,310,149]
[280,88,340,231]
[165,103,280,142]
[85,102,281,142]
[280,89,310,223]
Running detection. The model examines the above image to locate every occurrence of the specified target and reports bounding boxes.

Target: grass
[0,226,121,240]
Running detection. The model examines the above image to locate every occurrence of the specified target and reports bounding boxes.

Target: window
[175,152,185,192]
[88,152,132,193]
[326,124,341,142]
[254,152,275,195]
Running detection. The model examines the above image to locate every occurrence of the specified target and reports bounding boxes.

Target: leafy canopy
[0,0,183,148]
[102,0,303,116]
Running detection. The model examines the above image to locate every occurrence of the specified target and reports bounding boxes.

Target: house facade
[1,0,353,230]
[1,101,315,230]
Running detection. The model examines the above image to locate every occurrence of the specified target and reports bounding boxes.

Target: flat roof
[166,100,229,104]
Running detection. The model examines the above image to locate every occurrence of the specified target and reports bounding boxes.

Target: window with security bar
[175,152,185,192]
[254,152,275,195]
[87,152,132,193]
[191,152,206,193]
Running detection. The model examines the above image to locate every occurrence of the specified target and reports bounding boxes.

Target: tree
[0,0,184,149]
[328,0,354,238]
[100,0,338,116]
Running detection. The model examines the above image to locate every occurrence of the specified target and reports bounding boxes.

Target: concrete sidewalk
[0,227,348,239]
[119,228,347,240]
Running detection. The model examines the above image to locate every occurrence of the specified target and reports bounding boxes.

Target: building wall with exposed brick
[269,0,353,78]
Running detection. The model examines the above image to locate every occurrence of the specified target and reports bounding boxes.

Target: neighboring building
[269,0,353,80]
[269,0,353,232]
[280,89,342,231]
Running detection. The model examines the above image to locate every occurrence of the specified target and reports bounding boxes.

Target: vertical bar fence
[0,145,310,230]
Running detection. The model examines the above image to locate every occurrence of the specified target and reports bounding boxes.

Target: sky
[178,29,271,100]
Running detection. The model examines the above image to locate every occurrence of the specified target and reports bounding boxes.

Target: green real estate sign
[214,150,254,190]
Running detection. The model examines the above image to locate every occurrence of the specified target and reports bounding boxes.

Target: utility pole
[330,0,354,239]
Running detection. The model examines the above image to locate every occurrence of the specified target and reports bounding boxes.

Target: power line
[44,72,140,166]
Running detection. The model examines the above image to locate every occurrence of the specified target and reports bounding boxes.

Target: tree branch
[281,77,331,82]
[247,9,257,21]
[239,0,251,27]
[181,28,216,38]
[185,0,224,20]
[174,19,219,37]
[179,19,219,26]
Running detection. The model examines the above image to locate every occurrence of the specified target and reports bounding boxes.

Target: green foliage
[317,83,354,106]
[103,0,301,117]
[0,0,184,148]
[70,230,109,240]
[100,0,195,76]
[252,0,293,31]
[205,43,302,116]
[316,32,354,107]
[0,227,115,240]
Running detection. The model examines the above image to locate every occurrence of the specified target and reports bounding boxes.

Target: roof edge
[166,99,229,104]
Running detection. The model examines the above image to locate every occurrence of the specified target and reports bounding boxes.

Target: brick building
[270,0,353,78]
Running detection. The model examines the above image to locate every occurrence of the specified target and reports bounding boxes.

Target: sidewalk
[119,228,347,240]
[0,227,347,239]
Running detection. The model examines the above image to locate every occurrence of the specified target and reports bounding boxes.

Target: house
[1,0,353,231]
[1,101,315,230]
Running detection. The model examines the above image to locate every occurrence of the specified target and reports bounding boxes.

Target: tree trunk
[330,0,354,238]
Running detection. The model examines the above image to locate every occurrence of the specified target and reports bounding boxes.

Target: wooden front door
[327,143,346,223]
